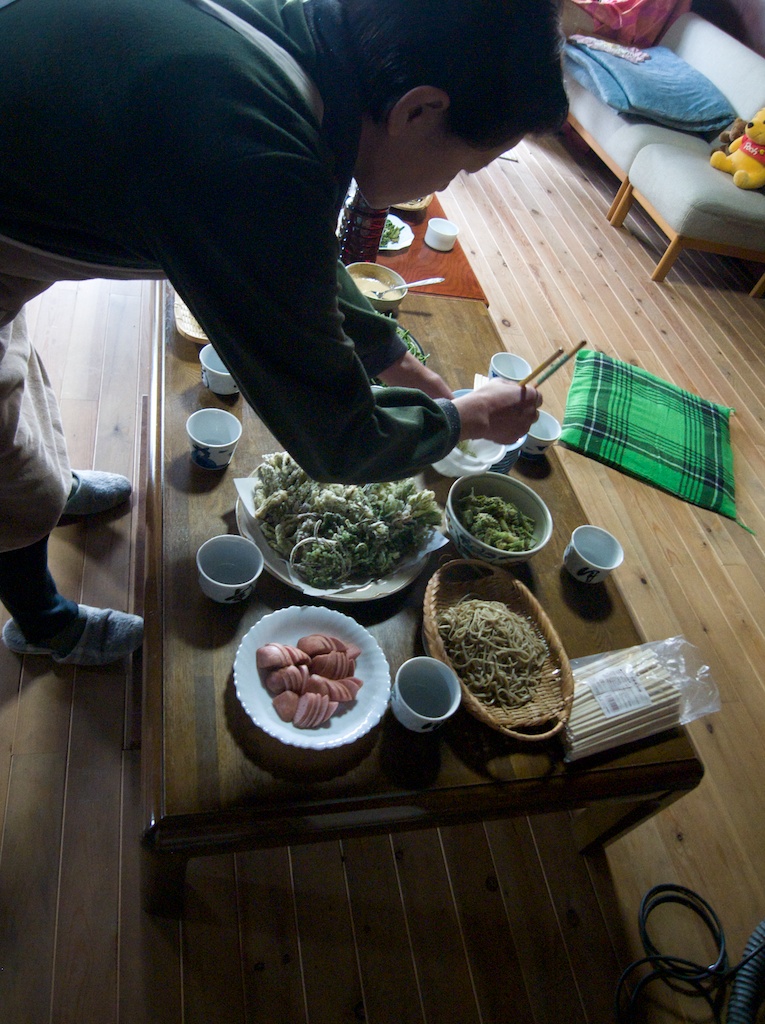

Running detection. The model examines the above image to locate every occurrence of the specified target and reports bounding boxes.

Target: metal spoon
[372,276,445,298]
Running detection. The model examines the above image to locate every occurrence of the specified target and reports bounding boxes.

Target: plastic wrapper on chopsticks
[563,636,719,762]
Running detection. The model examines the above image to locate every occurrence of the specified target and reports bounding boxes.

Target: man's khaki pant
[0,231,159,551]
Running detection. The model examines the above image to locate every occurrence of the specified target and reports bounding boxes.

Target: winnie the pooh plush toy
[710,109,765,189]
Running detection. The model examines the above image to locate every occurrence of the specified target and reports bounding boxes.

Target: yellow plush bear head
[710,109,765,189]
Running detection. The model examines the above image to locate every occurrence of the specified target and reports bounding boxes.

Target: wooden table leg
[141,841,189,918]
[572,791,684,853]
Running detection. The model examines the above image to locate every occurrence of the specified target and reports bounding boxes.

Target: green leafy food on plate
[251,452,442,589]
[380,218,403,246]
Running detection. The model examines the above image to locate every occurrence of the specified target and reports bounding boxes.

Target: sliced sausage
[264,663,309,695]
[272,690,299,722]
[309,650,354,680]
[256,642,309,671]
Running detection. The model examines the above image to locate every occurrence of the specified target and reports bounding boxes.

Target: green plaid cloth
[560,350,742,524]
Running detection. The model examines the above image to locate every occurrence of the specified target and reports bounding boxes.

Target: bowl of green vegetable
[445,472,553,565]
[346,262,408,313]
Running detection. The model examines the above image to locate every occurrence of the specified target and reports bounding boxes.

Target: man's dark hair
[342,0,568,148]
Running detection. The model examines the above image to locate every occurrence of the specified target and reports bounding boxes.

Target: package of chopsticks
[563,637,719,762]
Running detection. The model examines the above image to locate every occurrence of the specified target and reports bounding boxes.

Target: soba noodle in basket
[436,598,549,711]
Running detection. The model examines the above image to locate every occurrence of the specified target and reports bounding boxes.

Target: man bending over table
[0,0,567,665]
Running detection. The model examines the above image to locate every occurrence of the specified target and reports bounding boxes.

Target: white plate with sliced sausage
[233,605,391,749]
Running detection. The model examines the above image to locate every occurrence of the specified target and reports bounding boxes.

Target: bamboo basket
[173,292,208,343]
[422,559,574,741]
[392,194,434,214]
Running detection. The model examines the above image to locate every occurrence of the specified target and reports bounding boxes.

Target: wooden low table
[141,283,703,916]
[376,195,488,305]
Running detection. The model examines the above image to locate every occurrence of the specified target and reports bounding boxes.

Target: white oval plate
[234,606,391,749]
[432,437,506,477]
[233,468,448,602]
[235,496,440,603]
[379,214,414,252]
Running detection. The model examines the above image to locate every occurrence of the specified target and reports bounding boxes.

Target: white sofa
[563,12,765,296]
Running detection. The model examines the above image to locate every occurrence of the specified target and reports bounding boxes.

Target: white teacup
[196,534,264,602]
[390,657,461,732]
[186,408,242,469]
[199,344,239,396]
[521,409,562,460]
[424,217,459,252]
[489,352,532,383]
[563,525,624,585]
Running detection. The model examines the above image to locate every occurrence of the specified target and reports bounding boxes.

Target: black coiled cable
[728,918,765,1024]
[614,884,765,1023]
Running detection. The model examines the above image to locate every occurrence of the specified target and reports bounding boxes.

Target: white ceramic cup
[390,657,461,732]
[199,344,239,395]
[186,408,242,469]
[521,409,562,460]
[424,217,459,252]
[196,534,264,602]
[563,525,624,585]
[489,352,532,383]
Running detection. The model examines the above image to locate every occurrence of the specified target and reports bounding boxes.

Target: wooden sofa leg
[608,179,631,223]
[750,270,765,299]
[652,237,684,282]
[609,183,634,228]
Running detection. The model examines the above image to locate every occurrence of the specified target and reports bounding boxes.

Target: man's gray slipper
[62,471,132,517]
[2,606,144,666]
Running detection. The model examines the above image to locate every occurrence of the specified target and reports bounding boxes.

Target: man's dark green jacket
[0,0,458,480]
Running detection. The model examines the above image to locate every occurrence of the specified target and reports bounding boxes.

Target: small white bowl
[489,352,532,383]
[445,472,553,564]
[520,410,562,461]
[196,534,264,602]
[347,262,408,313]
[424,217,459,252]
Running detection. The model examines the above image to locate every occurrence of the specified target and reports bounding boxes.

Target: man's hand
[452,379,542,445]
[375,349,453,400]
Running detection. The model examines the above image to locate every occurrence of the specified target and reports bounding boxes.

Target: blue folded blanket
[564,42,735,134]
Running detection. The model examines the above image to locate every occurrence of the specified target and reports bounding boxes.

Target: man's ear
[386,86,451,137]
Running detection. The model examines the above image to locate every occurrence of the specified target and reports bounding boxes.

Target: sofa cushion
[628,143,765,247]
[660,13,765,119]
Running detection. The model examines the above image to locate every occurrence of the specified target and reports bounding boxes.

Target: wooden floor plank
[50,671,126,1024]
[0,750,67,1024]
[439,822,537,1024]
[527,812,623,1024]
[183,854,247,1024]
[0,644,22,839]
[235,846,306,1024]
[484,817,589,1024]
[289,841,364,1024]
[389,829,481,1024]
[341,833,425,1024]
[117,749,182,1024]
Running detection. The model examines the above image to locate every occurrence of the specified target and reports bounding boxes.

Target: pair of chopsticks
[519,340,587,387]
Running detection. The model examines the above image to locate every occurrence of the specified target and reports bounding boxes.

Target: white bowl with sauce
[346,262,408,313]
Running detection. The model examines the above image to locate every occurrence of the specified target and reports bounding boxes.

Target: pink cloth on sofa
[568,0,693,48]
